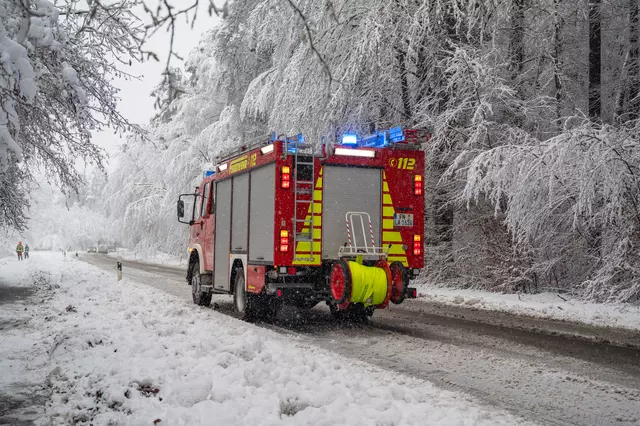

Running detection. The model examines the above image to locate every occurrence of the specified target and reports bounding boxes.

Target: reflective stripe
[382,218,395,229]
[386,244,407,255]
[383,206,395,217]
[382,232,403,242]
[296,241,321,252]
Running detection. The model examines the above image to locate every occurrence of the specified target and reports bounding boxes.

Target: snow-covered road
[1,253,536,426]
[78,253,640,426]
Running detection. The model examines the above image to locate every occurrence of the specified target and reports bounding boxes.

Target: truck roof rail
[214,133,274,164]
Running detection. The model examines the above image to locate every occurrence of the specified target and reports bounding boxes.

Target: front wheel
[190,261,212,307]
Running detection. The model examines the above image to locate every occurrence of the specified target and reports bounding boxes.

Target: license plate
[394,213,414,227]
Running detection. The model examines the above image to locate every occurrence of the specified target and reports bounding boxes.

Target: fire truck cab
[177,127,425,321]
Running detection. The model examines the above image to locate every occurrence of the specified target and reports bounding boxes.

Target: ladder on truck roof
[284,135,317,262]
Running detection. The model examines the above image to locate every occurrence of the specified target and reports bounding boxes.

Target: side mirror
[177,200,185,218]
[177,193,196,225]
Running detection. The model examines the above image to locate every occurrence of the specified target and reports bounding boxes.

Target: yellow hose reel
[330,259,407,310]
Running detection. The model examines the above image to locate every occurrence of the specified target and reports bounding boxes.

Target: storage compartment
[249,164,275,262]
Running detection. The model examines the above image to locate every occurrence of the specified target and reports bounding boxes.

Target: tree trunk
[509,0,526,87]
[588,0,602,120]
[629,0,640,120]
[553,0,564,122]
[395,44,412,120]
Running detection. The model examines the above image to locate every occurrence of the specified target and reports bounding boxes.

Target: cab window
[201,182,210,217]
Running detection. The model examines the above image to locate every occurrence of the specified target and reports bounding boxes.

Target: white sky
[91,2,218,164]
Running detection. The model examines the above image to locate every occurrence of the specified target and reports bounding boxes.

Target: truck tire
[330,303,368,323]
[190,260,212,307]
[294,300,319,310]
[233,266,255,321]
[263,296,282,321]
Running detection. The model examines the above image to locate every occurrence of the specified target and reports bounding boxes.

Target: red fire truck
[176,127,425,321]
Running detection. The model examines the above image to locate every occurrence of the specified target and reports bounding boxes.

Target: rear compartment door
[214,179,231,291]
[322,166,381,259]
[249,164,275,262]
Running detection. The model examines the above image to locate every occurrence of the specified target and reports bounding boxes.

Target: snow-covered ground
[105,248,186,268]
[0,253,534,426]
[415,283,640,332]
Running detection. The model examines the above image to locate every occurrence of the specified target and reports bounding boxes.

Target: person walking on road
[16,242,24,260]
[24,244,30,259]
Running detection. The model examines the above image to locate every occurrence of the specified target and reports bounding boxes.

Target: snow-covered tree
[0,0,143,231]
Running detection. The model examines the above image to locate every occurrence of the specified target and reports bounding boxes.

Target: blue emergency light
[341,133,358,145]
[339,126,404,148]
[204,170,215,177]
[360,132,388,148]
[287,133,306,153]
[389,126,405,143]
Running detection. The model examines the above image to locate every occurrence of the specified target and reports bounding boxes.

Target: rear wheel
[233,267,252,320]
[190,261,212,307]
[329,303,369,323]
[293,300,319,310]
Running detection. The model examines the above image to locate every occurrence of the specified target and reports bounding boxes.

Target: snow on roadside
[0,255,52,424]
[414,283,640,332]
[0,253,535,426]
[106,249,186,268]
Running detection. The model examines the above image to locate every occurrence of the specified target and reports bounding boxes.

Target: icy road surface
[80,253,640,426]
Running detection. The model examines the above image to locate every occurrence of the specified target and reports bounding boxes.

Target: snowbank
[415,283,640,332]
[106,248,186,268]
[0,253,533,426]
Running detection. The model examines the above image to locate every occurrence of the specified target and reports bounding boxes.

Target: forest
[3,0,640,303]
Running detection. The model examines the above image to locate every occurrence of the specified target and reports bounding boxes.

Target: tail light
[281,166,291,189]
[413,234,422,256]
[414,175,423,196]
[280,230,289,252]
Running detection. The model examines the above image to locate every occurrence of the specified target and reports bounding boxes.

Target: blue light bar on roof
[361,132,388,148]
[286,133,306,153]
[389,126,405,143]
[341,133,358,145]
[204,170,215,177]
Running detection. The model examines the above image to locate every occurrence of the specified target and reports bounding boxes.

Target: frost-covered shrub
[462,122,640,303]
